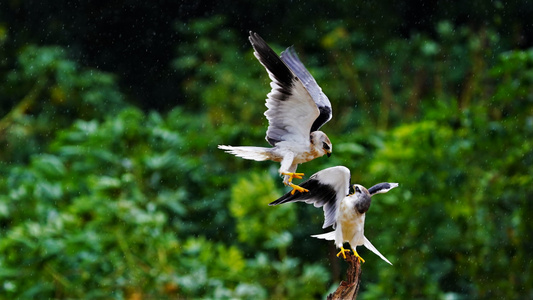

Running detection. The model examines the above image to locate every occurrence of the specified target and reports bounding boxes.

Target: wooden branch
[327,252,362,300]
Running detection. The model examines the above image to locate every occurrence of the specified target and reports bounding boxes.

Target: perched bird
[269,166,398,265]
[218,32,333,194]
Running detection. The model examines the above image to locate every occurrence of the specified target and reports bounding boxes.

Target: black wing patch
[269,178,336,206]
[249,32,294,100]
[269,178,339,229]
[368,182,398,196]
[266,136,280,146]
[311,106,332,132]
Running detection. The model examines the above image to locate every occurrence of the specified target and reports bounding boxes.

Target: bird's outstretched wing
[280,47,332,132]
[249,32,321,146]
[269,166,350,229]
[368,182,399,196]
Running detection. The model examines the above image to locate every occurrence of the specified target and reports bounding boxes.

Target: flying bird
[269,166,398,265]
[218,32,333,194]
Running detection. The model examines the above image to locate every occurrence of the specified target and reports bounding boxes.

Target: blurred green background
[1,1,532,299]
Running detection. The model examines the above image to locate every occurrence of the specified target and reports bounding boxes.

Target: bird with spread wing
[269,166,398,265]
[218,32,333,195]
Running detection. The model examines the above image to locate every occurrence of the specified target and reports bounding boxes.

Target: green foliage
[0,103,329,298]
[173,16,267,130]
[0,45,126,163]
[360,48,533,298]
[1,11,533,300]
[229,173,295,250]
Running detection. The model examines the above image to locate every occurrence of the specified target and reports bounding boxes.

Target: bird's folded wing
[249,32,320,146]
[269,166,351,229]
[280,47,332,132]
[363,236,392,265]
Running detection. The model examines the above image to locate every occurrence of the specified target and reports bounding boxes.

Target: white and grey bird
[218,32,333,194]
[269,166,398,265]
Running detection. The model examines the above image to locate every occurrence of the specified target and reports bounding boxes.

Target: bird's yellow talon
[336,247,351,259]
[281,171,305,180]
[281,172,308,194]
[353,249,365,264]
[291,172,305,179]
[289,183,309,195]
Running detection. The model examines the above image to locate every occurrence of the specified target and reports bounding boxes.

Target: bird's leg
[352,248,366,264]
[336,246,351,259]
[281,172,305,180]
[281,172,308,195]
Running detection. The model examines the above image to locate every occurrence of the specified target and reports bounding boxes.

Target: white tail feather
[363,236,392,265]
[311,231,335,240]
[218,145,271,161]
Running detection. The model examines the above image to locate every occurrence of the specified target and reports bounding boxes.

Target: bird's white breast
[338,194,366,246]
[274,140,317,164]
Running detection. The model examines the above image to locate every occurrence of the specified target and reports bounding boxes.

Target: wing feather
[249,32,320,146]
[280,47,332,132]
[269,166,350,229]
[368,182,399,196]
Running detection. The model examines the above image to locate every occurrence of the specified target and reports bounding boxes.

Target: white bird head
[310,131,332,157]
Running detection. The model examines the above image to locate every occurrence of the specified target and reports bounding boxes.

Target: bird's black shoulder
[311,106,332,132]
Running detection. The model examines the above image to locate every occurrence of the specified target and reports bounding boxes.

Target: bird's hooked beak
[322,141,332,157]
[348,184,357,196]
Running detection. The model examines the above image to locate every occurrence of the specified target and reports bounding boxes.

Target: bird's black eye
[322,142,330,150]
[355,186,361,193]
